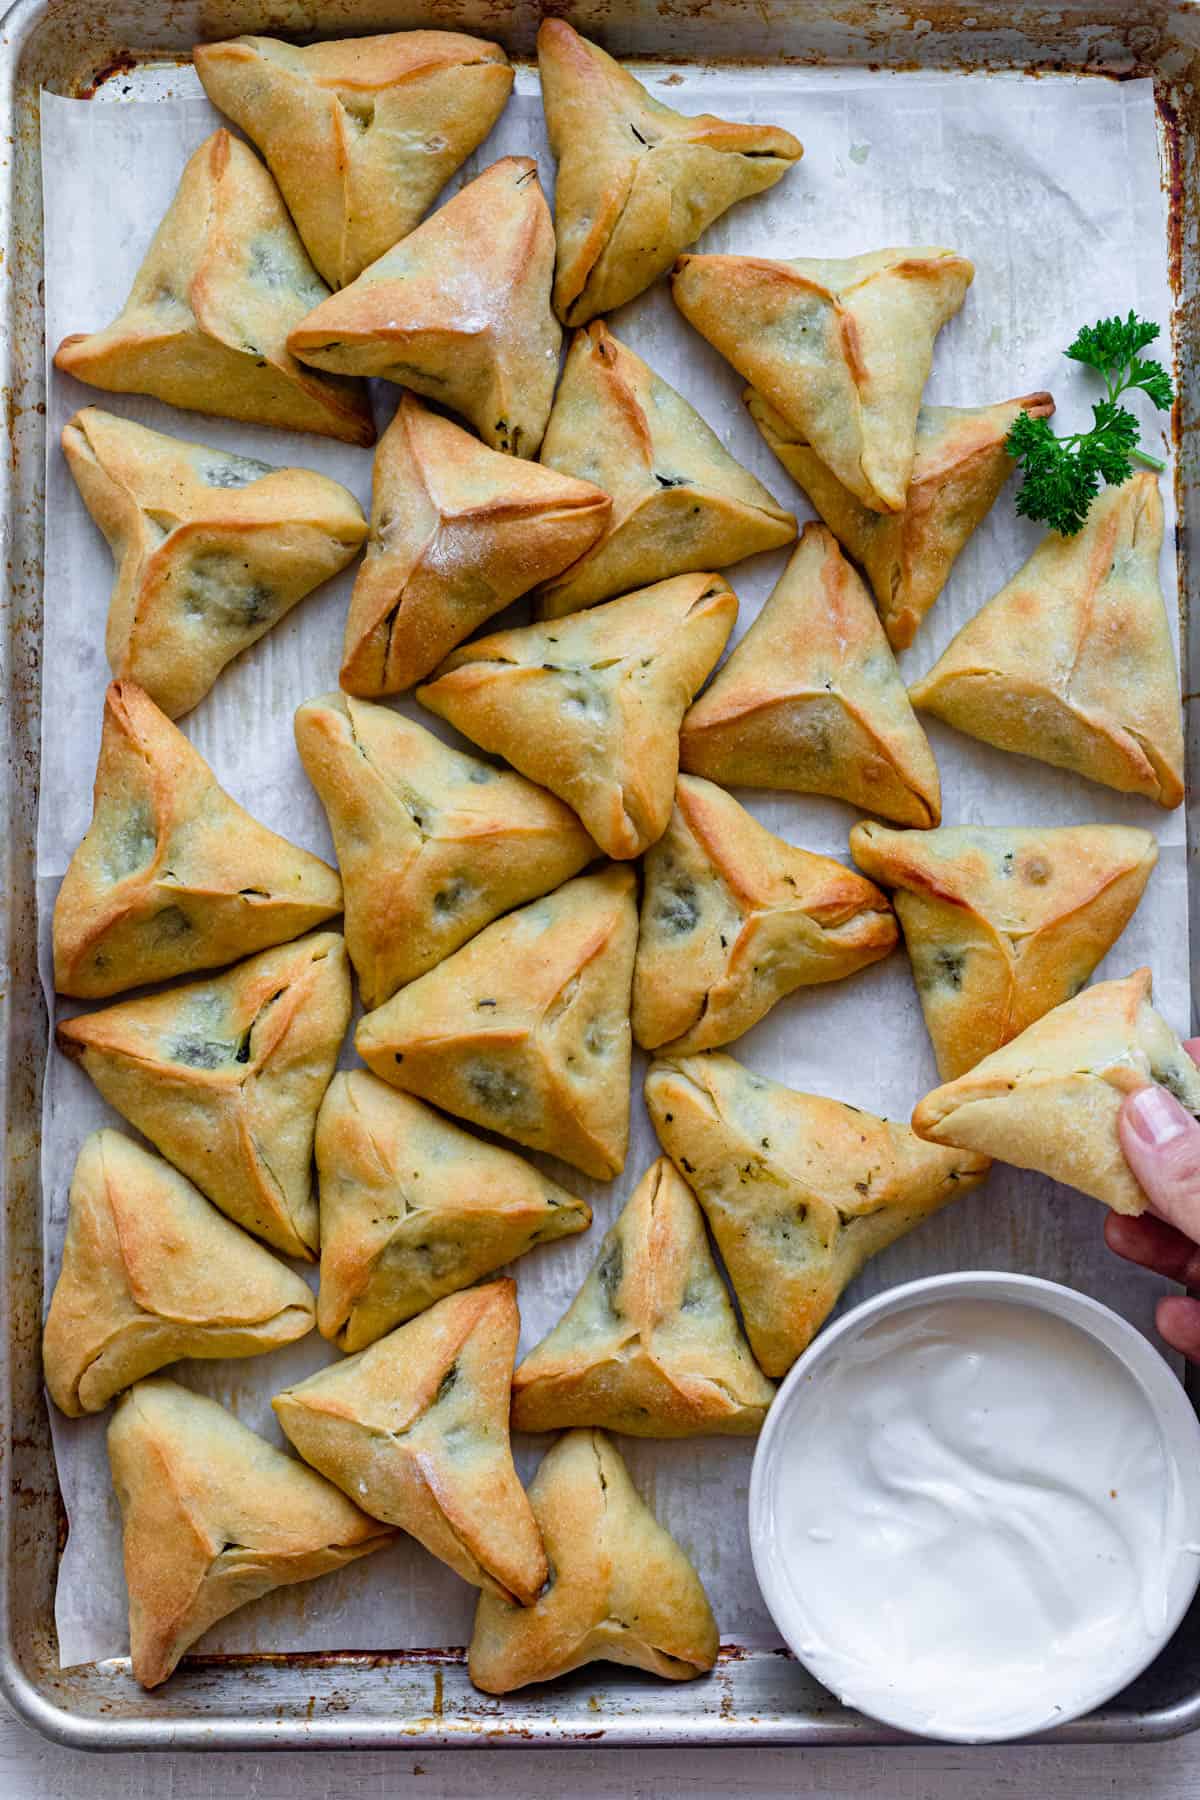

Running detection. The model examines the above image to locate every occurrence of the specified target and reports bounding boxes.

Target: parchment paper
[39,65,1187,1669]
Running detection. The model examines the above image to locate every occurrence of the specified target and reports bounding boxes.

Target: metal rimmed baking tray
[4,0,1200,1752]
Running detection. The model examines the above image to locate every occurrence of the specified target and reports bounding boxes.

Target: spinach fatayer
[513,1157,775,1438]
[680,524,941,826]
[62,408,366,718]
[851,820,1159,1080]
[469,1428,719,1694]
[295,693,596,1009]
[194,31,514,289]
[538,18,802,326]
[672,245,974,513]
[635,774,897,1054]
[288,157,562,458]
[315,1071,590,1353]
[54,680,342,998]
[746,387,1055,650]
[913,968,1200,1214]
[43,1130,315,1416]
[108,1379,392,1688]
[57,933,350,1259]
[356,867,637,1180]
[537,320,795,617]
[911,473,1185,807]
[646,1052,989,1377]
[418,573,737,860]
[275,1282,547,1605]
[54,132,374,444]
[340,394,610,694]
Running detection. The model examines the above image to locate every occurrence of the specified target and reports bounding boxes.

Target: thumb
[1120,1085,1200,1243]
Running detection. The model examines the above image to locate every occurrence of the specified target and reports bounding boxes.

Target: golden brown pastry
[274,1281,545,1604]
[341,395,610,694]
[910,473,1184,808]
[672,247,973,513]
[288,158,560,457]
[109,1377,393,1688]
[679,525,940,826]
[538,19,802,326]
[646,1051,989,1375]
[62,409,367,719]
[418,574,737,859]
[54,132,373,445]
[536,322,795,618]
[356,866,637,1180]
[912,968,1200,1214]
[512,1157,774,1438]
[44,1130,315,1417]
[469,1428,718,1693]
[746,388,1055,649]
[194,31,514,288]
[56,931,350,1260]
[54,682,342,999]
[635,776,896,1054]
[850,819,1158,1080]
[294,693,596,1009]
[316,1070,591,1352]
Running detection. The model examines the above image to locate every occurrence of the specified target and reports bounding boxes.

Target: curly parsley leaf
[1065,312,1160,374]
[1006,312,1173,536]
[1126,357,1175,410]
[1009,413,1100,537]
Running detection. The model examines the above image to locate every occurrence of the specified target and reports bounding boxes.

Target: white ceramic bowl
[748,1271,1200,1743]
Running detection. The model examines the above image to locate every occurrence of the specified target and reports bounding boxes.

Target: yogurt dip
[750,1274,1200,1742]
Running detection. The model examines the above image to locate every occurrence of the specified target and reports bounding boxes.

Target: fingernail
[1126,1084,1193,1148]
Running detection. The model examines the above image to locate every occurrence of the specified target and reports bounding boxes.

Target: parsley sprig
[1005,312,1174,536]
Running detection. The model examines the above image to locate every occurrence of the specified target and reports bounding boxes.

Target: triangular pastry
[356,866,637,1180]
[850,819,1158,1081]
[512,1157,774,1438]
[538,19,802,326]
[316,1071,591,1352]
[62,408,367,720]
[289,157,560,457]
[672,247,974,513]
[418,573,737,859]
[341,395,611,694]
[294,693,596,1009]
[194,31,514,289]
[746,388,1055,649]
[56,931,351,1260]
[55,681,343,999]
[646,1051,989,1375]
[635,775,897,1053]
[912,968,1200,1215]
[909,473,1185,808]
[469,1428,718,1693]
[679,525,940,826]
[537,322,795,618]
[44,1130,315,1417]
[54,131,373,445]
[109,1377,393,1688]
[274,1281,546,1604]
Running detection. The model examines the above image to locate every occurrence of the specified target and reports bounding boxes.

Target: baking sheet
[38,65,1186,1671]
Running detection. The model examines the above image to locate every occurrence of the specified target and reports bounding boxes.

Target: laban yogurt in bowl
[749,1271,1200,1743]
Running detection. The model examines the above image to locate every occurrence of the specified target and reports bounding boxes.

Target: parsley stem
[1132,446,1166,473]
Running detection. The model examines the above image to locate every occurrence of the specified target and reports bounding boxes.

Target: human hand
[1109,1038,1200,1361]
